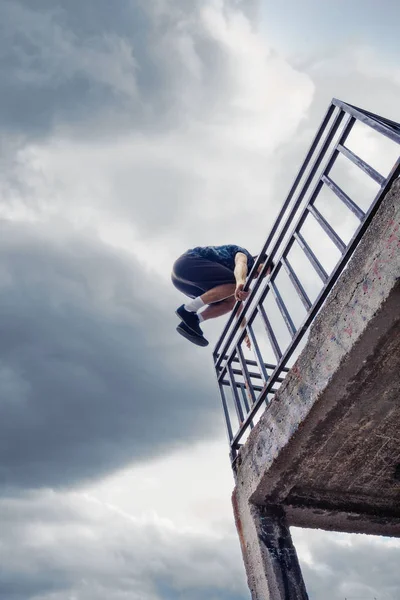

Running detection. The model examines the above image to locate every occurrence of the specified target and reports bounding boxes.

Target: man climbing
[171,244,270,347]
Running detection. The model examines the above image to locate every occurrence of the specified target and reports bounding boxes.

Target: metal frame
[213,99,400,466]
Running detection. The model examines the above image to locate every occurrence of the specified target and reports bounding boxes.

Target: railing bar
[219,383,233,443]
[220,105,400,460]
[243,104,340,284]
[247,323,270,383]
[307,204,347,254]
[217,364,285,383]
[222,380,265,393]
[239,384,254,429]
[229,155,400,451]
[230,368,261,380]
[217,367,226,383]
[294,231,329,282]
[298,116,356,213]
[346,104,400,131]
[229,369,285,383]
[222,381,280,394]
[214,105,345,362]
[217,365,228,383]
[215,112,354,371]
[270,281,297,337]
[218,117,362,435]
[219,207,316,378]
[281,256,312,311]
[227,363,245,424]
[231,368,262,380]
[338,144,385,186]
[239,383,251,413]
[322,175,365,220]
[236,344,257,406]
[333,99,400,144]
[231,364,289,447]
[259,305,282,361]
[217,355,289,372]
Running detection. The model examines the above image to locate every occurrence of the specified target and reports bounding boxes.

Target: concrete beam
[232,491,308,600]
[285,503,400,537]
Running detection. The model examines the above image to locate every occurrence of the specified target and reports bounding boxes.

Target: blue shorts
[171,253,236,299]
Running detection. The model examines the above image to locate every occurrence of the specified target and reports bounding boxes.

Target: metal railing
[213,99,400,465]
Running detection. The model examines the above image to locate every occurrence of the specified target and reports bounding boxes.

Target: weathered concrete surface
[232,492,309,600]
[233,178,400,599]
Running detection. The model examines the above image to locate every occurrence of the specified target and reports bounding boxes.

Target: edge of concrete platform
[233,178,400,503]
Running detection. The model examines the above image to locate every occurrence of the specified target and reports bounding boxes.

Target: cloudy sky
[0,1,399,599]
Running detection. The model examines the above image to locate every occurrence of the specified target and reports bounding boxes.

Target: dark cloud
[0,1,134,132]
[0,0,257,140]
[0,221,222,489]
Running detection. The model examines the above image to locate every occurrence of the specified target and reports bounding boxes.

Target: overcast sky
[0,1,399,599]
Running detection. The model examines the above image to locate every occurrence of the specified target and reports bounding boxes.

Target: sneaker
[175,304,204,336]
[176,322,209,347]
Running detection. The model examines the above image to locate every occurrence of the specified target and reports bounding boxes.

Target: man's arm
[234,253,252,348]
[234,252,250,302]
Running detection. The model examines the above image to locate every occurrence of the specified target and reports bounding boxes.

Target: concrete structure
[232,179,400,599]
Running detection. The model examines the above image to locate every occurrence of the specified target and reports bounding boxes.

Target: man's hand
[235,283,250,302]
[244,333,251,350]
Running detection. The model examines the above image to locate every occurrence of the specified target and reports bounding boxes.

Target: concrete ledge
[234,178,400,522]
[232,179,400,598]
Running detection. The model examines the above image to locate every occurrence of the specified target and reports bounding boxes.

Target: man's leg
[176,284,236,339]
[200,283,236,305]
[201,296,235,322]
[173,255,237,343]
[185,283,236,312]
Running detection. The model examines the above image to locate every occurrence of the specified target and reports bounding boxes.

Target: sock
[184,296,205,313]
[198,313,204,323]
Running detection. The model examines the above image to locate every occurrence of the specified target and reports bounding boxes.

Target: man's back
[186,244,254,271]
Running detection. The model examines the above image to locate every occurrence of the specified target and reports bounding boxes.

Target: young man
[171,244,267,347]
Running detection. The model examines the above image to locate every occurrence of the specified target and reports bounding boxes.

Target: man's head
[252,253,274,278]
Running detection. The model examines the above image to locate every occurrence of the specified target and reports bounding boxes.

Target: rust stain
[232,489,248,561]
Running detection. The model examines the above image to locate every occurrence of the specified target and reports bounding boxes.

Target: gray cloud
[294,528,400,600]
[1,488,399,600]
[0,0,258,140]
[0,0,141,136]
[0,489,248,600]
[0,221,222,489]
